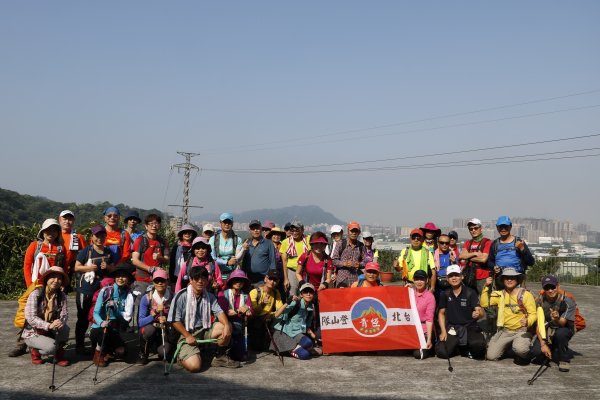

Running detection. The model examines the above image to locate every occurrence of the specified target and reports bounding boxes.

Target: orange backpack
[538,288,586,333]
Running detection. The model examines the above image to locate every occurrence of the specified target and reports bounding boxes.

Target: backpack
[338,239,365,263]
[22,287,63,330]
[136,234,167,259]
[462,238,490,288]
[537,289,586,333]
[180,258,217,292]
[490,237,533,272]
[14,242,64,329]
[214,232,239,259]
[88,282,117,323]
[298,251,331,286]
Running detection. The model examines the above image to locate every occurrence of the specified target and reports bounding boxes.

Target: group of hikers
[9,209,585,376]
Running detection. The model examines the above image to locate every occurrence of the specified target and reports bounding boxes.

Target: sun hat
[226,269,251,291]
[309,232,328,245]
[191,236,211,249]
[42,266,69,286]
[110,262,135,281]
[37,219,60,240]
[362,231,373,239]
[467,218,482,227]
[266,226,284,239]
[420,222,441,236]
[124,210,141,223]
[178,224,198,238]
[501,267,522,277]
[263,220,275,229]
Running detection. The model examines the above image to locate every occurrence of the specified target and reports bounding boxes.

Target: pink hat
[192,236,211,249]
[309,232,328,244]
[42,266,69,286]
[226,269,251,291]
[152,268,168,281]
[420,222,441,236]
[364,262,380,272]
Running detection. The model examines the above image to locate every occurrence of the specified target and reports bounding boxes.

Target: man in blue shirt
[242,220,277,287]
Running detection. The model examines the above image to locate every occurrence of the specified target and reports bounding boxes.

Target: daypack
[462,238,490,288]
[537,289,586,333]
[490,236,532,272]
[14,242,64,329]
[298,251,331,286]
[88,281,117,323]
[214,232,239,259]
[338,239,365,263]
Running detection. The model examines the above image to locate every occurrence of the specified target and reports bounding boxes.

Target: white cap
[467,218,482,226]
[362,231,373,239]
[59,210,75,218]
[202,223,215,233]
[447,265,462,275]
[330,224,343,234]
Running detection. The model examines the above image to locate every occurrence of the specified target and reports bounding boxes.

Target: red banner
[318,286,426,353]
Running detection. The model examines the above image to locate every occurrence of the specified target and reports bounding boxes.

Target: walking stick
[264,320,284,366]
[49,328,58,392]
[243,315,248,361]
[527,359,549,385]
[443,340,453,372]
[160,311,168,376]
[93,312,111,384]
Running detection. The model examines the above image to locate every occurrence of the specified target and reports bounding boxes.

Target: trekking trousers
[486,328,532,360]
[24,325,70,356]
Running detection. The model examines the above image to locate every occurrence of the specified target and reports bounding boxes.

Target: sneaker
[8,343,27,358]
[559,361,570,372]
[212,354,241,368]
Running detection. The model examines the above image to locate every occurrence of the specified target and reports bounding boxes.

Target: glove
[106,300,116,309]
[100,321,109,328]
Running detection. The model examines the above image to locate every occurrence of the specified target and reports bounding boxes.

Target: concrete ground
[0,284,598,400]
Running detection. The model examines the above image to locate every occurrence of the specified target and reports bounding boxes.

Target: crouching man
[168,267,239,372]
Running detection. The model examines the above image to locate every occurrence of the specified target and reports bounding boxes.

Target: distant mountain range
[0,187,163,227]
[194,205,345,226]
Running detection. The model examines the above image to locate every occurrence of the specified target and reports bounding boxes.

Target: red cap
[364,262,380,272]
[347,221,361,231]
[410,228,424,237]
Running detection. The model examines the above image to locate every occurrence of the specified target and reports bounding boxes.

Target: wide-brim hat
[226,269,250,291]
[266,227,284,239]
[37,219,60,240]
[191,236,211,250]
[501,268,522,278]
[42,266,69,286]
[420,222,441,236]
[178,224,198,238]
[110,262,135,281]
[124,210,141,223]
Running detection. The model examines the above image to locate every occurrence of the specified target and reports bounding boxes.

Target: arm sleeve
[23,242,36,287]
[331,241,343,267]
[213,263,224,290]
[175,263,186,293]
[520,243,535,267]
[138,294,154,328]
[121,232,132,262]
[210,294,224,317]
[486,240,496,271]
[525,293,537,328]
[93,288,106,325]
[268,241,276,270]
[121,293,134,323]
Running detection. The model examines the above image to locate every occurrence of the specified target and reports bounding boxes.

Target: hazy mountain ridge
[195,205,345,226]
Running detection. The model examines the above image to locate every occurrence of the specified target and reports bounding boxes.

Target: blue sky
[1,1,599,229]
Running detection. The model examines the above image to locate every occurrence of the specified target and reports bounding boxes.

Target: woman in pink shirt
[413,269,435,359]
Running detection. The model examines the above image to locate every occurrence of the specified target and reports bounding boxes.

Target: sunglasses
[468,226,481,231]
[411,235,423,240]
[438,241,450,245]
[153,278,167,284]
[543,285,556,291]
[497,225,511,230]
[221,220,233,225]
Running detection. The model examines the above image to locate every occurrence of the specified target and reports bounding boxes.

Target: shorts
[177,326,215,361]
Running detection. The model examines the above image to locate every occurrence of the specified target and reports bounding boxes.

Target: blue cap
[496,216,512,226]
[219,212,234,222]
[104,206,120,216]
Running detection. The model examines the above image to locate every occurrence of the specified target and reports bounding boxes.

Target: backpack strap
[516,288,528,318]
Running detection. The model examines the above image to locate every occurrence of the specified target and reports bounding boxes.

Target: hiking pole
[49,328,58,392]
[527,359,549,385]
[443,340,453,372]
[243,315,248,362]
[93,313,111,385]
[264,320,284,366]
[160,311,168,376]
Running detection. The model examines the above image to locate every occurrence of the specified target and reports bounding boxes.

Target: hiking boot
[55,348,70,367]
[31,348,44,365]
[8,342,27,358]
[93,350,107,367]
[212,354,241,368]
[559,361,570,372]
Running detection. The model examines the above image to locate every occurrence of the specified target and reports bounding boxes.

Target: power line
[202,88,600,152]
[203,132,600,172]
[203,147,600,175]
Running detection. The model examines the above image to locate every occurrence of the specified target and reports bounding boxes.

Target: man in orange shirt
[103,206,131,263]
[58,210,86,290]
